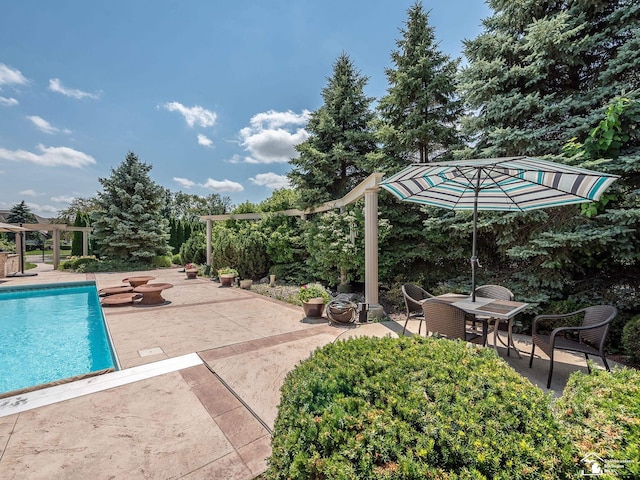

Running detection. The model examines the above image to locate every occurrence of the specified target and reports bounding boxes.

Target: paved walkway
[0,265,614,479]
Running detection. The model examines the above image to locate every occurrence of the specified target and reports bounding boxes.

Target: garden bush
[267,336,576,479]
[555,367,640,479]
[621,315,640,365]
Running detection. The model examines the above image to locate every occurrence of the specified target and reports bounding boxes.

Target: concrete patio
[0,264,615,479]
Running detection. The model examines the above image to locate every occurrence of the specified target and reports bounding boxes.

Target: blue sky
[0,1,490,217]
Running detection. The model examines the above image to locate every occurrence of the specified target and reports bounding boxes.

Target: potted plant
[298,283,331,318]
[185,263,199,279]
[217,267,238,287]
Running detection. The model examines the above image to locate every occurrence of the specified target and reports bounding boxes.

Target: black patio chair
[422,298,484,344]
[529,305,617,388]
[401,284,434,335]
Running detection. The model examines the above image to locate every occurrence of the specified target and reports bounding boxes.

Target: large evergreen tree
[460,0,640,157]
[90,151,170,262]
[373,2,464,282]
[288,52,377,209]
[376,1,463,167]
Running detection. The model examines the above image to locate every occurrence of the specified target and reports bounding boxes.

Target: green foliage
[151,255,172,268]
[267,336,576,479]
[459,0,640,157]
[621,315,640,364]
[303,203,390,287]
[209,222,269,279]
[555,368,640,479]
[168,191,231,221]
[0,237,15,253]
[217,266,238,276]
[179,231,207,265]
[6,200,38,243]
[377,1,463,164]
[171,253,181,265]
[71,212,90,256]
[288,53,377,209]
[90,151,170,263]
[297,283,331,303]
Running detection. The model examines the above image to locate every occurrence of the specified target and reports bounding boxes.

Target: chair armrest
[547,318,613,344]
[531,309,588,334]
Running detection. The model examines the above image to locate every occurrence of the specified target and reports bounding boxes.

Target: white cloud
[27,115,71,135]
[201,178,244,192]
[162,102,217,128]
[197,134,213,147]
[0,144,96,167]
[48,78,100,100]
[51,195,75,203]
[239,109,310,164]
[19,189,38,197]
[173,177,196,189]
[0,63,28,87]
[26,202,59,215]
[249,172,290,189]
[0,96,18,106]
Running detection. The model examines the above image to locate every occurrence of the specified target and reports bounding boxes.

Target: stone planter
[219,273,235,287]
[302,298,325,318]
[240,279,252,289]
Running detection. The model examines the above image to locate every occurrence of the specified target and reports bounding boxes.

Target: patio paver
[0,264,619,479]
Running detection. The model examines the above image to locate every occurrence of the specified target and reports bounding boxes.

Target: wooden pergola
[200,173,385,317]
[14,224,92,269]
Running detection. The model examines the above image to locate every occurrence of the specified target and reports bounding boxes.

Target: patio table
[434,293,529,357]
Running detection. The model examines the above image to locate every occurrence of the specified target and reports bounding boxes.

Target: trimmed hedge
[555,367,640,479]
[267,336,576,479]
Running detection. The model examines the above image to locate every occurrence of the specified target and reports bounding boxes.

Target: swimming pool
[0,281,117,395]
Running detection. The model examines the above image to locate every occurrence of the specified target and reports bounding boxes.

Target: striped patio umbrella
[379,156,619,300]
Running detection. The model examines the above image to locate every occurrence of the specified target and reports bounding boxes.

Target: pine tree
[7,200,37,224]
[460,0,640,157]
[6,200,38,242]
[377,1,463,167]
[288,52,377,209]
[90,151,170,262]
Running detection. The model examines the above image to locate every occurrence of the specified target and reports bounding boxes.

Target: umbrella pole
[471,174,481,302]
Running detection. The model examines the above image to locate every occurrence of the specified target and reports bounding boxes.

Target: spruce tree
[288,52,377,209]
[373,2,464,282]
[7,200,37,224]
[6,200,38,242]
[460,0,640,157]
[90,151,170,262]
[377,1,463,167]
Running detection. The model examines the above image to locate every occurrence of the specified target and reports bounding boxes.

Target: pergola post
[206,219,212,267]
[82,229,89,256]
[364,186,384,318]
[52,228,60,269]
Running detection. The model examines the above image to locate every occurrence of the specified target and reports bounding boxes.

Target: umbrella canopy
[0,222,28,232]
[380,156,619,300]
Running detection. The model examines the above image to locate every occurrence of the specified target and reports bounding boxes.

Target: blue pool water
[0,282,116,395]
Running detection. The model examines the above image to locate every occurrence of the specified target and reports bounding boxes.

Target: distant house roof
[0,210,51,224]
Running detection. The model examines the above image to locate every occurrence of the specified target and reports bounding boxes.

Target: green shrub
[267,336,576,479]
[151,255,172,268]
[621,315,640,364]
[179,231,207,265]
[171,253,182,265]
[555,367,640,479]
[297,283,331,303]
